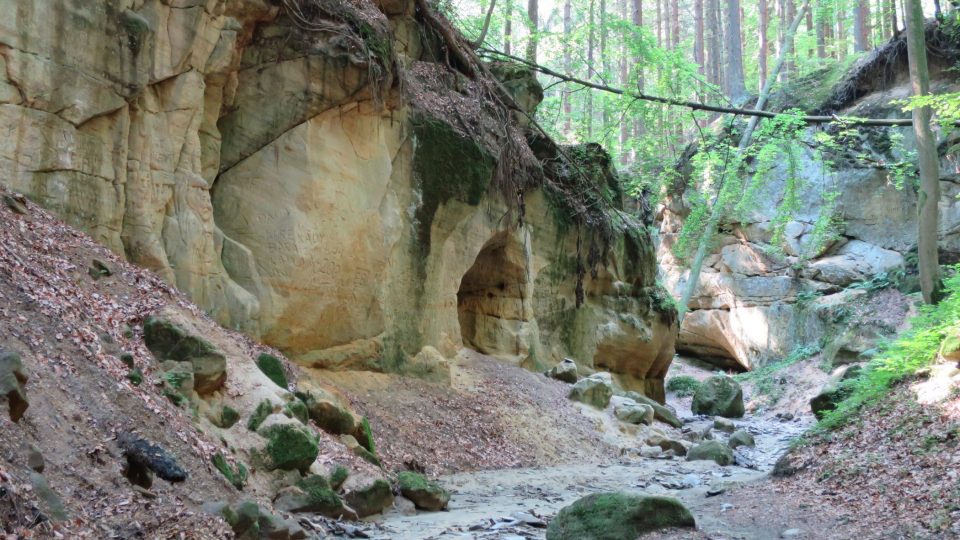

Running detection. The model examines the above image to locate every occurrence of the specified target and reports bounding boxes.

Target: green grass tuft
[666,375,701,397]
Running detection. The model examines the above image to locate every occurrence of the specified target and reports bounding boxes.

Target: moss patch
[284,398,309,424]
[212,453,248,490]
[329,464,349,490]
[256,353,288,388]
[545,492,695,539]
[260,423,319,472]
[217,405,240,429]
[356,417,376,454]
[246,400,273,432]
[396,471,450,510]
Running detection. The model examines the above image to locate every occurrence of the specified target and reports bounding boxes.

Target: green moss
[212,453,248,490]
[295,475,342,513]
[163,388,189,408]
[119,352,134,368]
[396,471,430,491]
[261,423,319,472]
[219,405,240,429]
[284,399,309,424]
[256,353,288,388]
[163,370,191,390]
[665,375,701,397]
[356,417,376,454]
[126,368,143,386]
[329,464,349,490]
[545,492,695,539]
[396,471,451,510]
[246,400,273,431]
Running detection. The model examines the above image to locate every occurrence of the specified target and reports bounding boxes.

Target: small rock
[143,316,226,394]
[0,349,29,422]
[686,440,734,466]
[782,528,804,538]
[3,193,28,215]
[639,445,662,458]
[393,495,417,516]
[397,471,450,511]
[706,486,726,497]
[88,258,112,280]
[511,511,546,528]
[713,417,736,433]
[728,430,755,449]
[568,373,614,409]
[614,401,654,425]
[624,391,683,428]
[546,358,579,383]
[27,445,44,473]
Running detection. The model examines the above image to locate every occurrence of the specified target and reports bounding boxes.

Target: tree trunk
[725,0,748,101]
[562,0,571,136]
[805,5,814,56]
[888,0,897,34]
[526,0,538,62]
[696,0,706,75]
[620,0,631,163]
[905,0,942,303]
[657,0,663,47]
[633,0,644,140]
[759,0,769,90]
[854,0,870,51]
[601,0,610,137]
[587,0,595,138]
[504,0,512,55]
[836,10,846,59]
[672,0,681,49]
[784,0,796,74]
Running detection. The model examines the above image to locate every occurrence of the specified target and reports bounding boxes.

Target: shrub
[666,375,701,397]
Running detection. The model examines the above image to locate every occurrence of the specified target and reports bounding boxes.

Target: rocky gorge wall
[659,29,960,371]
[0,0,676,397]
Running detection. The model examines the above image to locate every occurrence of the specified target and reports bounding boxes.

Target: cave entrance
[457,232,532,361]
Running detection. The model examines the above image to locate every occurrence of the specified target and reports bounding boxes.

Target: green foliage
[665,375,701,397]
[256,353,288,389]
[356,416,376,455]
[246,400,273,432]
[817,266,960,431]
[734,344,820,405]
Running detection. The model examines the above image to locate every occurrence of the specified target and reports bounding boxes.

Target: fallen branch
[479,48,960,127]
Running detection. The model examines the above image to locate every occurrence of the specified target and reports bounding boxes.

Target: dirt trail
[358,358,819,540]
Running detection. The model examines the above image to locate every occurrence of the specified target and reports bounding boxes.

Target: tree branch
[478,48,960,127]
[468,0,499,49]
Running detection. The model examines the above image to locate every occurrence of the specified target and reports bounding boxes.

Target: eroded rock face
[660,58,960,371]
[0,0,677,399]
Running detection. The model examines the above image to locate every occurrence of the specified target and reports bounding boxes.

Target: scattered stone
[686,440,734,466]
[728,430,756,449]
[143,316,226,394]
[117,433,187,489]
[511,511,547,528]
[397,471,451,511]
[713,417,736,433]
[691,376,744,418]
[296,383,361,437]
[258,421,319,473]
[810,365,862,419]
[706,486,726,497]
[624,391,682,428]
[3,192,28,215]
[256,353,288,389]
[0,349,29,422]
[29,472,68,521]
[545,492,695,539]
[273,475,346,517]
[393,495,417,516]
[614,400,654,424]
[781,528,804,538]
[27,445,44,473]
[258,510,308,539]
[639,445,662,458]
[568,373,614,409]
[546,358,579,383]
[344,477,394,518]
[88,258,112,280]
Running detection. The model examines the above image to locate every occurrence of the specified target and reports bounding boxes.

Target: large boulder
[0,349,29,422]
[569,373,614,409]
[691,376,744,418]
[273,475,345,517]
[546,358,579,383]
[396,471,451,511]
[624,391,682,428]
[143,316,226,394]
[546,492,695,540]
[686,440,734,465]
[343,476,394,518]
[728,430,756,449]
[257,419,319,473]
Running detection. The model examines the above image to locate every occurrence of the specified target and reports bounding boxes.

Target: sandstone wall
[1,0,677,397]
[660,66,960,371]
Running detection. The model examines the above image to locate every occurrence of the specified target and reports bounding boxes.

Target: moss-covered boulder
[691,376,744,418]
[283,398,309,424]
[686,440,734,465]
[221,500,261,540]
[545,492,695,540]
[568,373,614,409]
[296,384,361,436]
[728,430,755,449]
[344,477,394,518]
[0,349,29,422]
[247,400,274,431]
[258,421,319,472]
[143,316,226,394]
[624,391,682,428]
[211,405,240,429]
[212,453,248,490]
[396,471,450,511]
[273,475,346,517]
[546,358,579,383]
[256,353,288,388]
[329,464,350,490]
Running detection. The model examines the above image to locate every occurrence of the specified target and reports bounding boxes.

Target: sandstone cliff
[0,0,676,397]
[659,26,960,371]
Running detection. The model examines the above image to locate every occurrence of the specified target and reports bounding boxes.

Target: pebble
[781,529,804,538]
